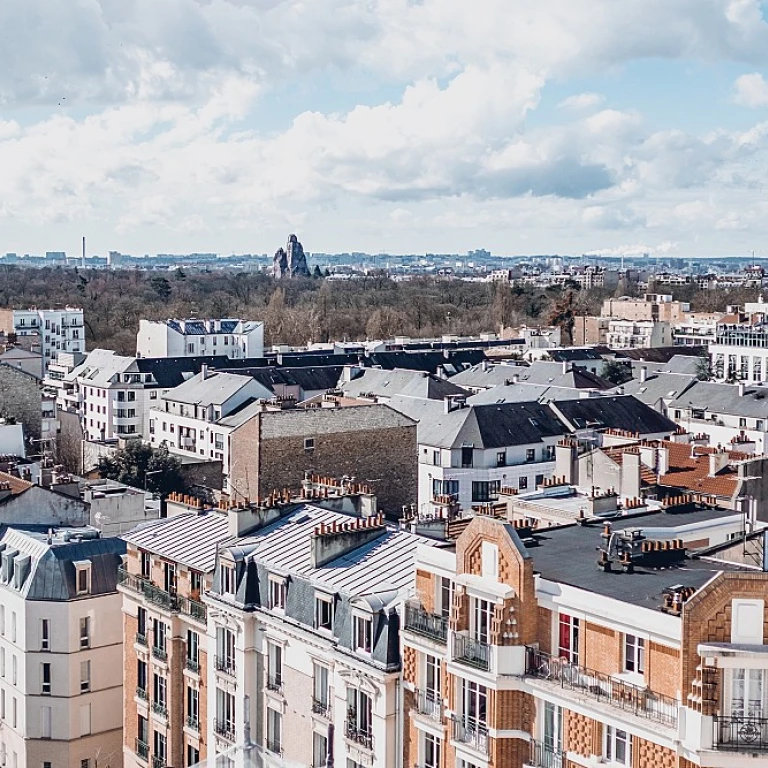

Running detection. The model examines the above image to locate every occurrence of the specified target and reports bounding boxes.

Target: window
[423,733,441,768]
[187,685,199,728]
[471,480,500,503]
[354,614,373,654]
[12,655,17,685]
[186,745,200,767]
[41,619,50,651]
[267,641,283,691]
[0,647,4,677]
[12,696,17,727]
[304,437,315,451]
[187,630,199,670]
[149,390,158,400]
[519,476,528,491]
[346,687,372,740]
[216,627,235,674]
[462,679,487,728]
[76,564,90,595]
[0,605,4,634]
[313,731,328,768]
[604,726,630,766]
[153,673,166,709]
[543,701,563,757]
[216,687,235,736]
[79,617,90,649]
[526,448,536,462]
[740,417,748,428]
[472,598,493,644]
[164,563,176,595]
[11,612,16,642]
[153,731,167,766]
[315,594,334,631]
[730,668,765,718]
[674,409,681,419]
[41,706,52,739]
[219,562,236,595]
[41,663,51,694]
[313,663,329,712]
[624,634,645,675]
[535,473,544,487]
[758,420,765,432]
[461,446,473,468]
[433,450,441,465]
[432,478,459,498]
[439,576,452,620]
[138,714,149,748]
[267,707,282,753]
[190,569,203,595]
[269,577,286,610]
[425,653,441,707]
[558,613,579,664]
[137,659,147,694]
[544,445,555,461]
[496,451,506,467]
[80,660,91,693]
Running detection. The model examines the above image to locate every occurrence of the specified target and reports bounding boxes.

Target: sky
[3,1,768,258]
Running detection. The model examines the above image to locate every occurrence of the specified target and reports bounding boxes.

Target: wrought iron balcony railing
[214,719,236,741]
[414,688,441,720]
[452,716,489,754]
[527,739,564,768]
[525,647,679,728]
[714,716,768,752]
[118,568,207,622]
[135,740,149,761]
[452,634,491,671]
[215,655,236,676]
[403,602,448,643]
[345,720,373,750]
[267,674,283,694]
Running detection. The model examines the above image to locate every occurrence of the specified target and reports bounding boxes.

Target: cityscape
[5,2,768,768]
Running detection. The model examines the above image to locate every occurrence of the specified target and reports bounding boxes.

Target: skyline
[2,1,768,257]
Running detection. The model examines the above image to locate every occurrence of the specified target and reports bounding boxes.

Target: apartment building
[606,319,672,349]
[136,319,264,360]
[0,307,85,374]
[602,294,690,324]
[401,509,768,768]
[119,512,226,768]
[205,502,437,768]
[0,525,126,768]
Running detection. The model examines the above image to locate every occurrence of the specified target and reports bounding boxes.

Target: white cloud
[734,72,768,106]
[558,92,605,110]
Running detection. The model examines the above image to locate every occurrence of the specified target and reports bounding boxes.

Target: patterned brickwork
[633,737,677,768]
[564,710,598,758]
[403,645,417,685]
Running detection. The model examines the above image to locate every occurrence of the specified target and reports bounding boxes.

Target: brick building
[228,403,418,515]
[401,508,768,768]
[0,361,52,450]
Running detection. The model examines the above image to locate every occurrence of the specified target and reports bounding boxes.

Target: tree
[695,351,712,381]
[97,442,185,497]
[149,276,172,300]
[600,359,633,385]
[547,291,578,346]
[312,265,323,279]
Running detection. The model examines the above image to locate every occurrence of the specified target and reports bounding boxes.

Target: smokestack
[82,236,86,268]
[739,381,746,397]
[640,366,648,383]
[201,364,208,380]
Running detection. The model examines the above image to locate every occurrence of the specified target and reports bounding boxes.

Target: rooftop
[163,371,272,406]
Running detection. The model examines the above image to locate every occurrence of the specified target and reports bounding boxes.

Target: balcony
[136,686,148,702]
[136,632,147,647]
[525,647,679,728]
[118,568,207,622]
[403,602,448,643]
[452,634,491,671]
[452,716,489,754]
[526,739,564,768]
[714,716,768,752]
[414,689,442,721]
[214,719,236,742]
[152,758,166,768]
[152,646,168,662]
[151,701,168,718]
[186,715,200,732]
[215,656,236,677]
[135,739,149,761]
[345,720,374,750]
[312,697,331,718]
[185,657,200,674]
[266,740,283,756]
[267,674,283,694]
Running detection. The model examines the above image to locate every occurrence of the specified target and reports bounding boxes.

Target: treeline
[0,265,761,354]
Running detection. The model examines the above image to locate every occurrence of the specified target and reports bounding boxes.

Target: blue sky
[2,0,768,258]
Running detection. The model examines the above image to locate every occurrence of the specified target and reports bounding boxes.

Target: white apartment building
[0,308,84,374]
[148,370,272,488]
[136,319,264,360]
[0,525,126,768]
[413,399,569,513]
[606,318,671,349]
[710,321,768,383]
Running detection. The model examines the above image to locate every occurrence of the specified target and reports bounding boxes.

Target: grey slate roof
[551,395,678,435]
[163,371,272,406]
[451,361,612,391]
[609,372,698,406]
[0,526,125,601]
[468,383,585,405]
[341,367,467,400]
[670,381,768,418]
[122,512,229,572]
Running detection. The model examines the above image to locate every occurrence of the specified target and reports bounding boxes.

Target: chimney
[739,381,746,397]
[562,361,571,374]
[640,366,648,383]
[709,450,729,476]
[201,364,208,380]
[310,514,387,568]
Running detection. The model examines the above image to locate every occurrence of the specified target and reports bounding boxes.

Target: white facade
[136,319,264,360]
[710,321,768,383]
[7,308,84,374]
[606,319,671,349]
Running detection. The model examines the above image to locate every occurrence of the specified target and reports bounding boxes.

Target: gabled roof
[671,381,768,418]
[163,371,272,406]
[551,395,678,435]
[0,470,33,497]
[616,346,705,363]
[232,366,344,394]
[341,367,467,400]
[610,372,698,405]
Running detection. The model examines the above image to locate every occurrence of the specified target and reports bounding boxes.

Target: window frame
[315,593,334,633]
[624,634,645,675]
[353,613,373,655]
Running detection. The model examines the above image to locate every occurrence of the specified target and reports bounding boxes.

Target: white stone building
[606,318,672,349]
[0,525,126,768]
[136,319,264,360]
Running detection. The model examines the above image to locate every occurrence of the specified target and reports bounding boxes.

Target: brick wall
[633,737,676,768]
[124,613,139,754]
[564,710,600,757]
[416,569,435,612]
[491,690,534,732]
[539,606,552,654]
[582,621,620,674]
[0,364,42,445]
[647,641,680,700]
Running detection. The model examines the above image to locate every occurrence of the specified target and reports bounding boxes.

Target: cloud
[734,72,768,106]
[558,92,605,110]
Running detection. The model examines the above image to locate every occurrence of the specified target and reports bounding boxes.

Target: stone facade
[0,362,42,447]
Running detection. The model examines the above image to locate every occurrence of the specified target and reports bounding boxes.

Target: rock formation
[273,234,310,278]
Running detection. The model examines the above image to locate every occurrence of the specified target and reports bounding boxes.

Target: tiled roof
[0,470,32,496]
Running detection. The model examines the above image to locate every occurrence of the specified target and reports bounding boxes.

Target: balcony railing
[312,697,331,718]
[345,720,374,750]
[151,701,168,718]
[452,634,491,671]
[118,568,207,622]
[136,686,148,701]
[152,757,166,768]
[186,715,200,732]
[152,646,167,662]
[214,719,236,742]
[266,740,283,756]
[403,602,448,643]
[185,657,200,674]
[414,689,442,720]
[267,674,283,694]
[215,656,236,676]
[136,739,149,761]
[714,716,768,752]
[527,739,564,768]
[136,632,147,647]
[452,716,489,754]
[525,647,679,728]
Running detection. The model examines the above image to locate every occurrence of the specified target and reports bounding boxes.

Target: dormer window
[74,561,91,595]
[353,613,373,655]
[315,593,334,632]
[219,563,236,595]
[269,577,286,611]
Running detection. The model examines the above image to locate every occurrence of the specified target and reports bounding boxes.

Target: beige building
[602,294,690,324]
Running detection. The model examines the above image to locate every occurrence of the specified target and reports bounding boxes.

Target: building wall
[0,364,42,447]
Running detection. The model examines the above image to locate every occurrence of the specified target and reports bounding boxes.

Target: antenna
[82,236,86,268]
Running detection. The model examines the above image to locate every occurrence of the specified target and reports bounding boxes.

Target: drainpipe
[395,676,402,768]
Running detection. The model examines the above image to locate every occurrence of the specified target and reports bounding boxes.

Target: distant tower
[81,236,86,268]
